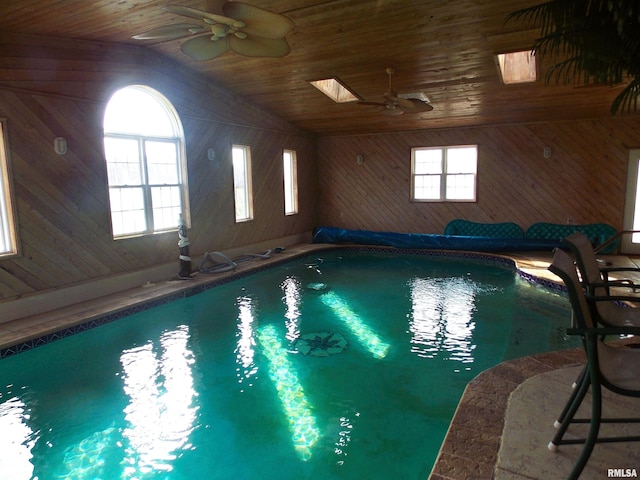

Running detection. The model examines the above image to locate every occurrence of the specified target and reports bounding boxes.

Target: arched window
[103,85,189,238]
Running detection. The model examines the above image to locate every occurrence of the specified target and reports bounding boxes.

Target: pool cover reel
[312,226,563,252]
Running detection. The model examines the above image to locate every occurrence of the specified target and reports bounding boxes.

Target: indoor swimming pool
[0,249,576,479]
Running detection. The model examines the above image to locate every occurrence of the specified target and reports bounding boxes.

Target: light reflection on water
[256,324,319,461]
[319,291,390,359]
[0,394,36,479]
[235,295,258,388]
[409,276,493,362]
[281,276,302,343]
[119,325,198,477]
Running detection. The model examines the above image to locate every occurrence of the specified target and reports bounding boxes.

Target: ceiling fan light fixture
[310,78,361,103]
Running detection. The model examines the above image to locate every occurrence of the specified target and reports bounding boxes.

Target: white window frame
[232,145,254,222]
[411,145,478,202]
[622,148,640,254]
[283,149,298,215]
[0,119,18,257]
[103,85,189,239]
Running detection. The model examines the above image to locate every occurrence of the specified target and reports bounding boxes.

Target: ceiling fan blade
[132,24,204,40]
[386,95,434,113]
[401,98,434,112]
[180,35,230,61]
[205,0,226,15]
[229,36,291,57]
[223,2,294,39]
[357,101,388,107]
[163,5,240,28]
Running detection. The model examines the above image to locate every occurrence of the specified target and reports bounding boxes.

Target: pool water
[0,250,574,480]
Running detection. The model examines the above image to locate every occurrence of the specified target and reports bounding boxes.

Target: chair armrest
[600,266,640,274]
[589,279,640,288]
[567,326,640,336]
[588,293,640,304]
[588,278,640,293]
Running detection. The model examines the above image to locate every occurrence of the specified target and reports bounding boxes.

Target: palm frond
[612,78,640,115]
[507,0,640,114]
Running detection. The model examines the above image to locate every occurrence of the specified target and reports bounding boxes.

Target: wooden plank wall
[317,117,640,234]
[0,33,317,302]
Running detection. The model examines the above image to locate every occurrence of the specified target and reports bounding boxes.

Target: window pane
[109,187,146,236]
[232,145,253,222]
[283,150,298,215]
[447,147,477,174]
[446,174,476,200]
[414,174,441,200]
[232,148,246,188]
[104,137,142,186]
[0,120,17,256]
[414,149,442,174]
[633,162,640,243]
[146,140,179,184]
[0,184,11,253]
[152,186,181,230]
[104,86,177,137]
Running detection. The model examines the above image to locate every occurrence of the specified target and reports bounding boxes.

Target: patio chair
[546,248,640,480]
[563,232,640,298]
[551,234,640,431]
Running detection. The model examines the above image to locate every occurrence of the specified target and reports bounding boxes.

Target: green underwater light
[257,324,320,461]
[319,291,390,359]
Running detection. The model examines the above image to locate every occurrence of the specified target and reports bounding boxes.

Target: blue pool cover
[312,226,563,252]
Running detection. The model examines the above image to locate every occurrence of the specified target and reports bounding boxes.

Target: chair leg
[548,369,591,452]
[567,372,602,480]
[554,365,588,429]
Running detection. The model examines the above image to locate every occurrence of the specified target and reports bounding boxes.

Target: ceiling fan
[358,68,433,115]
[133,1,294,61]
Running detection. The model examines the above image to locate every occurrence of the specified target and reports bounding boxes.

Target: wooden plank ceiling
[0,0,632,136]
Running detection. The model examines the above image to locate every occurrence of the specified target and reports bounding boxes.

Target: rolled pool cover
[312,226,563,252]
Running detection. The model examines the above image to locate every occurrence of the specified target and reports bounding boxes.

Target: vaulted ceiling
[0,0,632,136]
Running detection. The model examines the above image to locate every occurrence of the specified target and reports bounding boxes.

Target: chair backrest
[548,248,596,330]
[563,232,619,323]
[562,232,602,288]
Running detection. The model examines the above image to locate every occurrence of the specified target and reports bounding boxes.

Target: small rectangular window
[411,145,477,202]
[283,149,298,215]
[0,119,18,257]
[232,145,254,222]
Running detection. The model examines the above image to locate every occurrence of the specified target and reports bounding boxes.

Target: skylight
[496,50,537,84]
[309,78,361,103]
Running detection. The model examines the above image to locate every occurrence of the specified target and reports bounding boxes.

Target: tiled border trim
[517,269,564,291]
[0,291,182,359]
[0,247,545,360]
